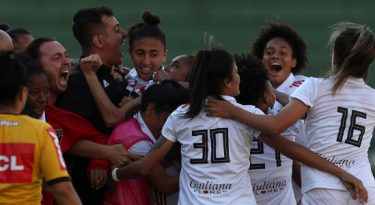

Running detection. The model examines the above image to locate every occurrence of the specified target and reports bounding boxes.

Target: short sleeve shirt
[0,115,69,204]
[291,77,375,192]
[162,96,262,205]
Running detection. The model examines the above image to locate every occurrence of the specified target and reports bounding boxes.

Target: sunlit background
[2,0,374,174]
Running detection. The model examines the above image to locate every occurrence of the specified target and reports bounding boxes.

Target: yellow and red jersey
[0,114,69,204]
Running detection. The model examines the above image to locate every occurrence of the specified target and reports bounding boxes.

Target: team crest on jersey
[47,128,66,169]
[103,79,110,88]
[289,80,305,88]
[189,179,232,194]
[54,129,63,144]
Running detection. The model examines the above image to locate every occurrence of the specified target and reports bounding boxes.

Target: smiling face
[27,73,49,118]
[39,41,71,95]
[130,37,167,81]
[262,37,296,88]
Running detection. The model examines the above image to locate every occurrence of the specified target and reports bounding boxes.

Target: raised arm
[205,98,308,135]
[80,54,141,127]
[259,133,368,203]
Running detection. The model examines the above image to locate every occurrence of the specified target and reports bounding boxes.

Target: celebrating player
[206,22,374,205]
[113,49,367,205]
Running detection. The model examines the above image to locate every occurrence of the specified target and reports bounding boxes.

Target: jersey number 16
[336,106,366,147]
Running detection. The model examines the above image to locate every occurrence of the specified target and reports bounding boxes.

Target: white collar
[125,68,148,83]
[328,76,366,85]
[204,95,237,105]
[39,111,46,122]
[126,67,164,83]
[220,95,237,103]
[134,112,156,143]
[127,68,138,78]
[346,77,365,85]
[276,73,295,91]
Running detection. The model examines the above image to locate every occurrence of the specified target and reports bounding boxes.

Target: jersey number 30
[190,128,230,164]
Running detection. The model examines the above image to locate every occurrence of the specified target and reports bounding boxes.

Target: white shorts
[292,180,302,205]
[301,187,375,205]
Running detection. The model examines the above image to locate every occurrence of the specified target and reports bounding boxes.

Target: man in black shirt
[55,7,138,205]
[57,63,127,135]
[57,6,128,134]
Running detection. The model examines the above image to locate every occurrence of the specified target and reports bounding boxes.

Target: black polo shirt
[56,64,128,135]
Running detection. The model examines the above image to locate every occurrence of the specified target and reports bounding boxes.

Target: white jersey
[162,96,262,205]
[272,73,307,114]
[249,73,306,205]
[291,77,375,193]
[124,68,156,96]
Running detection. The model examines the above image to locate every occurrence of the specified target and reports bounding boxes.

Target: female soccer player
[112,49,366,205]
[250,21,310,205]
[124,11,169,97]
[206,22,374,205]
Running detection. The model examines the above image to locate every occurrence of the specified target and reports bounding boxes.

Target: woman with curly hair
[246,21,310,205]
[206,22,375,205]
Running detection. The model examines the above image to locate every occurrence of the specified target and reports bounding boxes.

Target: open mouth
[270,63,282,72]
[59,70,69,83]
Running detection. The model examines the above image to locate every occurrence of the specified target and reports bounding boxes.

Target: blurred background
[1,0,374,173]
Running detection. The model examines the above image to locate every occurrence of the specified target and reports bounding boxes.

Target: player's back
[0,114,67,204]
[162,96,262,205]
[291,77,375,192]
[302,77,375,164]
[248,73,307,205]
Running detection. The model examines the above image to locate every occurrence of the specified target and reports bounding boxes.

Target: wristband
[112,168,120,182]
